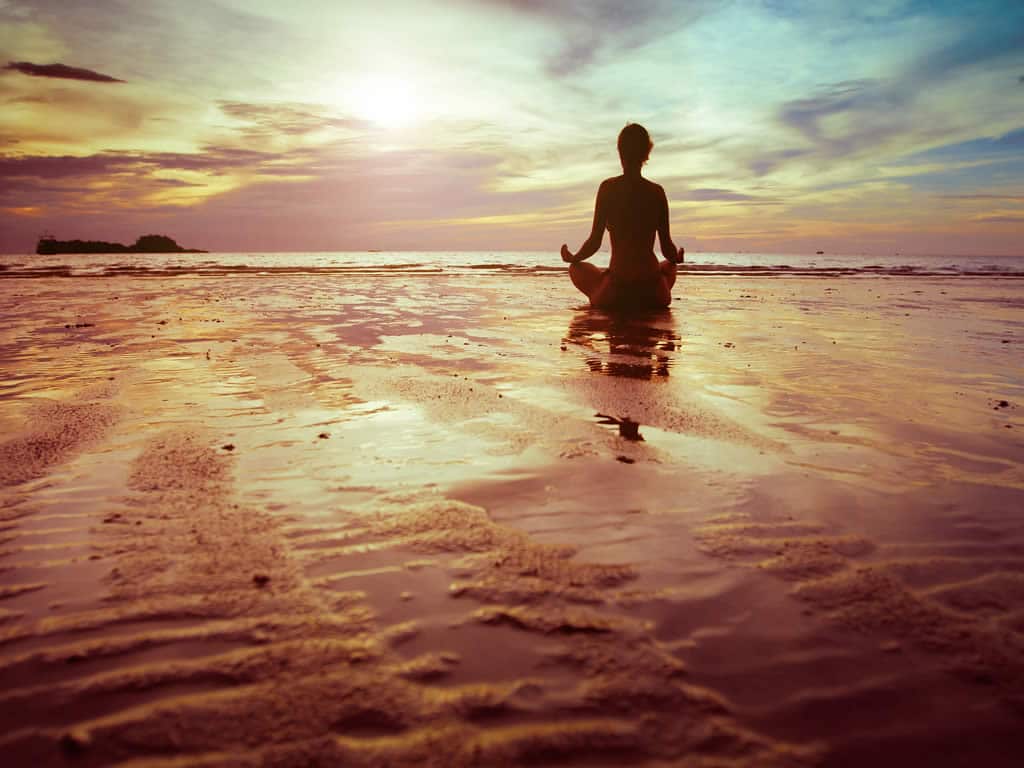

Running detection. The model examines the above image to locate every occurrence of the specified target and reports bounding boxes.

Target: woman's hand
[560,244,575,263]
[676,246,685,264]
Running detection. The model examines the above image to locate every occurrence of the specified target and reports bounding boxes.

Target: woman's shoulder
[605,175,663,192]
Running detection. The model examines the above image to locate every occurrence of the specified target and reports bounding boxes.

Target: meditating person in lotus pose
[561,123,685,311]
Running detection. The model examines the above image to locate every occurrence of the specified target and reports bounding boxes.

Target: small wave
[675,264,992,277]
[0,260,1021,279]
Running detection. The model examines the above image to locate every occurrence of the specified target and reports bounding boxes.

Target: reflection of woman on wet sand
[561,123,685,311]
[565,309,679,379]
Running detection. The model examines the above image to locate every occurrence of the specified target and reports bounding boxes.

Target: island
[36,234,206,255]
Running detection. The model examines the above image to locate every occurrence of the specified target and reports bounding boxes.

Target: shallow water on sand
[0,272,1022,766]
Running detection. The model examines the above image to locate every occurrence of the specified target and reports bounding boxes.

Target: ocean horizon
[3,249,1024,278]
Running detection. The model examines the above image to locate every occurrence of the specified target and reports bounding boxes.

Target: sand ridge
[695,509,1024,712]
[0,394,119,488]
[1,423,815,767]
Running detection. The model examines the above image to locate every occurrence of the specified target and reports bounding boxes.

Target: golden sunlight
[349,74,418,128]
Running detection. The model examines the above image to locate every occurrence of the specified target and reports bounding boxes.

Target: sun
[350,75,418,128]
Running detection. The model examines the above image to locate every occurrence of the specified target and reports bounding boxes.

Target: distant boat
[815,250,824,255]
[37,233,206,255]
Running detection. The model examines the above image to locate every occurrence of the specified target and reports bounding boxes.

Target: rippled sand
[1,272,1022,767]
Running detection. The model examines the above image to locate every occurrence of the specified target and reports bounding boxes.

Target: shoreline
[1,271,1022,766]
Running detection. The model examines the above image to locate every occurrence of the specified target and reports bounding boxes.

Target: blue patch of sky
[893,156,1024,195]
[756,0,1023,55]
[907,18,1024,80]
[902,0,1024,19]
[903,127,1024,164]
[759,0,1023,23]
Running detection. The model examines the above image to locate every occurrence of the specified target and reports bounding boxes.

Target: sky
[1,0,1022,255]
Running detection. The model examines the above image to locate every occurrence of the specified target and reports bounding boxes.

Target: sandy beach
[1,268,1023,767]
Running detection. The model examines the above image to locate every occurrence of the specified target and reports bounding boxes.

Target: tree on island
[132,234,188,252]
[36,233,206,254]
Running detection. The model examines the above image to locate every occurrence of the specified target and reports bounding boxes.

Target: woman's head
[617,123,652,167]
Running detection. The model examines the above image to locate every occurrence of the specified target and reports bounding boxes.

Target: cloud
[774,78,934,170]
[475,0,718,77]
[1,0,298,93]
[901,16,1024,86]
[218,101,368,137]
[0,148,281,180]
[0,137,591,252]
[971,214,1024,223]
[4,94,52,105]
[4,61,124,83]
[770,18,1024,171]
[747,148,809,177]
[678,188,761,201]
[901,126,1024,164]
[935,193,1024,200]
[0,144,315,223]
[170,149,588,251]
[779,79,887,143]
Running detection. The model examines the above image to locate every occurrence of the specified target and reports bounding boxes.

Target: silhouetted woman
[561,123,684,310]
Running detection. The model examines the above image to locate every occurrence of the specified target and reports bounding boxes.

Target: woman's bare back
[600,175,668,281]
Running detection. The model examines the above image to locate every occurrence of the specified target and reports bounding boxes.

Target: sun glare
[350,75,418,128]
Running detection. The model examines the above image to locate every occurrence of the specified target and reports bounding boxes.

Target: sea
[1,251,1022,278]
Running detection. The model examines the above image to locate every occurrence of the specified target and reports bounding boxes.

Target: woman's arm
[561,182,608,263]
[656,186,685,264]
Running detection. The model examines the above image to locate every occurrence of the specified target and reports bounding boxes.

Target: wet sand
[1,271,1022,766]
